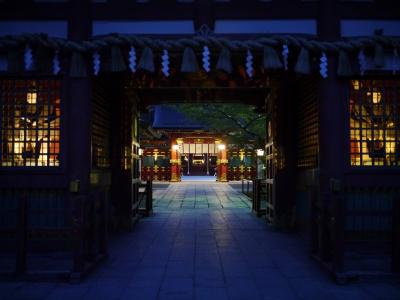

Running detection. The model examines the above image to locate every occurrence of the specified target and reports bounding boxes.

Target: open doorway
[139,103,266,183]
[182,153,217,177]
[180,142,218,177]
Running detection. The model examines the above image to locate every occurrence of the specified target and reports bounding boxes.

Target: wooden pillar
[67,1,92,277]
[67,0,92,196]
[217,142,228,182]
[317,0,347,273]
[110,74,134,230]
[110,79,123,228]
[170,139,181,182]
[274,73,297,228]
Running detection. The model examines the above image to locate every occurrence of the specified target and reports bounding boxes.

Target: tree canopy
[169,104,265,147]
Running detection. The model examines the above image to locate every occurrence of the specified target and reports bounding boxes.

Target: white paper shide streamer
[24,45,33,71]
[202,46,210,72]
[93,52,101,76]
[282,44,289,71]
[52,50,61,75]
[161,49,170,77]
[246,50,253,78]
[319,52,328,79]
[129,46,137,73]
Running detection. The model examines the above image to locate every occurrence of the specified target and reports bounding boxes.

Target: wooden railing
[0,189,108,281]
[310,186,400,281]
[241,179,252,196]
[393,197,400,272]
[252,179,266,217]
[71,192,108,280]
[16,194,27,275]
[138,180,153,217]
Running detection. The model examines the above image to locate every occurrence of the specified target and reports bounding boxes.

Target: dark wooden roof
[152,105,204,129]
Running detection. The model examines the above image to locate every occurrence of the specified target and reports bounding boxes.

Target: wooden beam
[92,1,194,21]
[194,0,215,31]
[0,1,398,21]
[136,87,269,108]
[0,3,69,19]
[215,0,318,20]
[339,1,400,19]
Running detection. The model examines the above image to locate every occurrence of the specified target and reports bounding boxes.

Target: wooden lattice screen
[296,76,319,169]
[0,79,61,167]
[92,79,111,169]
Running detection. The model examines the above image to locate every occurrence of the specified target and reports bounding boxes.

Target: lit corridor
[1,182,400,300]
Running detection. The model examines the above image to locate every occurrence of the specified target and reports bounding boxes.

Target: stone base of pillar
[170,163,181,182]
[170,176,180,182]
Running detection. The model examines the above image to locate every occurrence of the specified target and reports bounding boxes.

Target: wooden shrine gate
[1,0,399,281]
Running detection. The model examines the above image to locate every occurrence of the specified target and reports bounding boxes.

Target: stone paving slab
[1,182,400,300]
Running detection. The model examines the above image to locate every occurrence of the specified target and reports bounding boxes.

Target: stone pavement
[1,182,400,300]
[181,175,216,182]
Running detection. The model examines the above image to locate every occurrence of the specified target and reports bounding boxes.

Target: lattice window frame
[349,79,400,167]
[0,78,61,168]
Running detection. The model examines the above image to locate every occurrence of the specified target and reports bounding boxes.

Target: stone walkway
[1,182,400,300]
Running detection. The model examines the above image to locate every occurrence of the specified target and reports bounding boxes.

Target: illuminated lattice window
[350,79,400,167]
[0,79,61,167]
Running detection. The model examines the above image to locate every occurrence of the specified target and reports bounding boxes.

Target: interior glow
[1,79,61,167]
[218,144,226,151]
[27,91,37,104]
[352,80,360,90]
[349,79,399,167]
[372,91,381,104]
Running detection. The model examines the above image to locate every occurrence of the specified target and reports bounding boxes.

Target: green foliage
[170,104,266,146]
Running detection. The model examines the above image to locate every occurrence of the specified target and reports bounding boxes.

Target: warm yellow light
[372,91,381,104]
[386,138,396,154]
[172,144,179,151]
[257,149,265,156]
[239,150,245,161]
[13,137,23,154]
[218,144,226,151]
[138,148,143,156]
[27,91,37,104]
[352,80,360,91]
